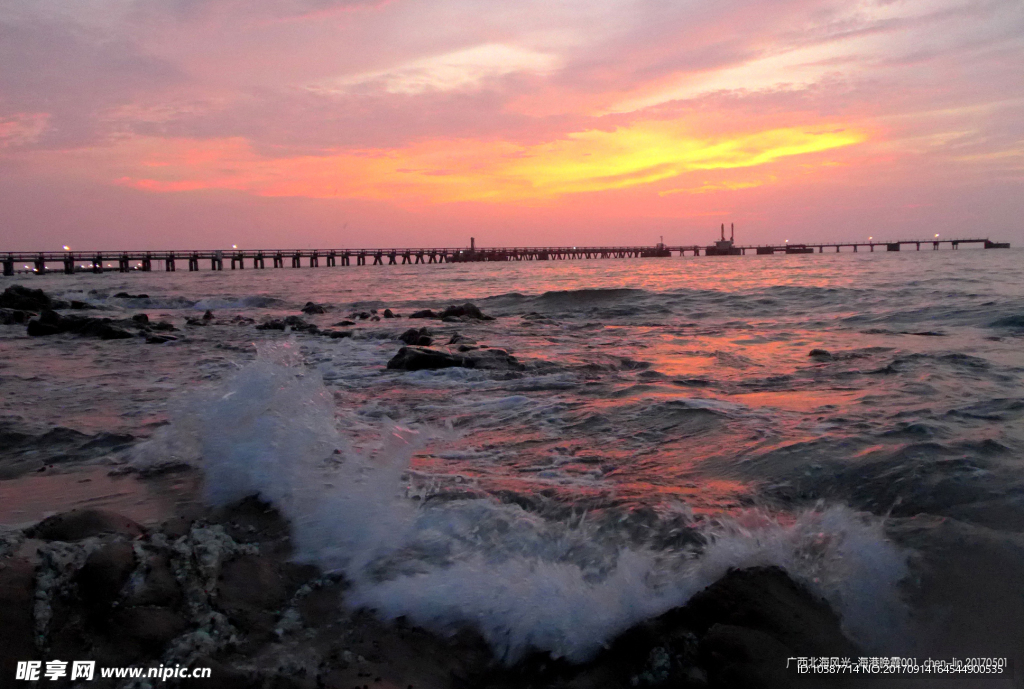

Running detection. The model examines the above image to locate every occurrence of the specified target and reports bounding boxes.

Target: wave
[133,344,910,662]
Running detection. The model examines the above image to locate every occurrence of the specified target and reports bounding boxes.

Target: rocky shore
[0,495,870,689]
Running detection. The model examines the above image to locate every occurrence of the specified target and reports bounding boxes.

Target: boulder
[113,292,149,299]
[301,301,327,314]
[76,541,137,610]
[409,309,437,319]
[387,346,524,372]
[398,327,433,346]
[440,302,494,320]
[0,284,52,311]
[383,308,396,318]
[0,557,37,680]
[132,313,149,324]
[808,349,832,360]
[333,319,356,326]
[26,310,138,339]
[0,308,32,325]
[69,300,97,310]
[26,508,145,541]
[256,316,319,334]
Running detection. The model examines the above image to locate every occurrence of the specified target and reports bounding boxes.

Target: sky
[1,0,1022,249]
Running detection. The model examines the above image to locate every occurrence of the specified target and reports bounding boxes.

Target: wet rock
[387,346,524,372]
[146,333,178,344]
[398,327,433,346]
[0,284,53,310]
[383,308,396,318]
[132,313,150,324]
[203,309,215,320]
[350,311,372,320]
[127,552,183,608]
[76,541,136,611]
[217,554,289,638]
[256,316,319,334]
[26,310,138,339]
[408,309,437,319]
[69,300,97,309]
[321,329,353,339]
[301,301,327,314]
[0,557,37,680]
[808,349,832,359]
[0,308,32,325]
[448,333,476,345]
[333,319,356,326]
[27,508,145,541]
[110,605,188,651]
[114,292,149,299]
[440,302,494,320]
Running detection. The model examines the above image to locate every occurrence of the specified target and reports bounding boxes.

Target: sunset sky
[1,0,1022,249]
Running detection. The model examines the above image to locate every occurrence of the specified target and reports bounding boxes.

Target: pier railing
[0,238,1010,275]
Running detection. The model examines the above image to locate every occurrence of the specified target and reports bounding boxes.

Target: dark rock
[808,349,832,359]
[109,605,188,652]
[409,309,437,319]
[323,330,353,339]
[0,557,37,681]
[127,553,182,608]
[448,333,476,345]
[383,308,396,318]
[439,302,494,320]
[386,346,524,372]
[202,309,214,320]
[76,541,136,610]
[217,554,288,637]
[0,284,52,311]
[114,292,149,299]
[387,346,462,371]
[0,308,32,325]
[185,317,207,326]
[256,316,319,333]
[399,327,433,346]
[69,300,97,310]
[146,334,178,344]
[27,508,145,541]
[333,320,356,326]
[26,310,140,340]
[442,315,463,323]
[301,301,326,314]
[132,313,150,324]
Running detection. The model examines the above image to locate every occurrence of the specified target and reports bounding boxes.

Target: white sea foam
[147,343,911,662]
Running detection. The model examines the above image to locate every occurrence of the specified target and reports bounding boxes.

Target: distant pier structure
[1,228,1011,275]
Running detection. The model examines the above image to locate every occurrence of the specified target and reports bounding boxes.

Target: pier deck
[1,238,1010,275]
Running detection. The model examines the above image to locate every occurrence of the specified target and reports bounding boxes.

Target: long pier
[1,237,1010,275]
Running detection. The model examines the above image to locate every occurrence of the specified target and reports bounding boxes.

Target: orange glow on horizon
[110,121,866,204]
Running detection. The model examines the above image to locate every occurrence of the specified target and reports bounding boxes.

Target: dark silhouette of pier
[2,232,1010,275]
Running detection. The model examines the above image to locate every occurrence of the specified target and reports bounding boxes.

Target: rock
[146,334,178,344]
[448,333,476,345]
[440,302,494,320]
[383,309,396,318]
[685,566,855,651]
[69,300,97,310]
[132,313,150,324]
[27,508,145,541]
[808,349,832,359]
[0,308,32,325]
[386,346,524,372]
[217,554,289,638]
[0,284,52,311]
[333,320,356,326]
[110,605,188,651]
[0,557,37,680]
[203,309,215,320]
[321,329,353,339]
[114,292,149,299]
[76,541,136,610]
[26,310,139,340]
[398,327,433,346]
[301,302,326,314]
[126,553,182,608]
[409,309,437,319]
[256,316,319,334]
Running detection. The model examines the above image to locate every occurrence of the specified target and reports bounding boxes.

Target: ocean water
[2,249,1023,671]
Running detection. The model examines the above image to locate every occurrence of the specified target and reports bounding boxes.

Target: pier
[1,236,1010,275]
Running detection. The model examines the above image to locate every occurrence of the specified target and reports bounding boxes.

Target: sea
[1,248,1022,677]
